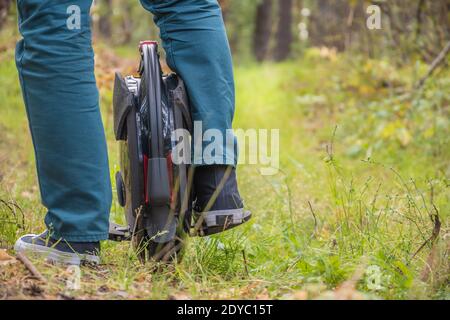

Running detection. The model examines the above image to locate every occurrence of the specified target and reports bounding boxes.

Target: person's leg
[140,0,250,235]
[140,0,235,165]
[14,0,111,247]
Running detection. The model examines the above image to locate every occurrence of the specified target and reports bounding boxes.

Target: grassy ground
[0,34,448,299]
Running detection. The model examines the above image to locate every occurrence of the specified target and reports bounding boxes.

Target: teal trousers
[16,0,236,241]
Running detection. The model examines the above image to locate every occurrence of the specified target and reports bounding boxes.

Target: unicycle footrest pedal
[108,222,131,242]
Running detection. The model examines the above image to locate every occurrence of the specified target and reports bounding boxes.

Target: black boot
[193,165,251,236]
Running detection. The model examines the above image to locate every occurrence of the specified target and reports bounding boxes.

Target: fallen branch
[16,252,47,283]
[415,41,450,89]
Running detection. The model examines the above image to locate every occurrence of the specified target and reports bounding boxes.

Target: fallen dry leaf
[317,280,366,300]
[0,249,17,266]
[255,288,270,300]
[292,290,308,300]
[282,290,309,300]
[169,292,192,300]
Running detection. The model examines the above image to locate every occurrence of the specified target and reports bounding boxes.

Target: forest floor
[0,33,449,299]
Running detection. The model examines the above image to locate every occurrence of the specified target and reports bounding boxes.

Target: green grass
[0,37,448,299]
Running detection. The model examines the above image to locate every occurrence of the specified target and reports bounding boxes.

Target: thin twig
[307,200,319,238]
[410,212,441,262]
[242,250,249,277]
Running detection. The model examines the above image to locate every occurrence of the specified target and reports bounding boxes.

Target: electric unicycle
[111,41,193,262]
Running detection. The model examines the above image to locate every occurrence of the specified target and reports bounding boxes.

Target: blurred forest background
[1,0,449,63]
[0,0,449,300]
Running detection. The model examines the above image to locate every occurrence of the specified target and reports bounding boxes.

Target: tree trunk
[98,0,113,39]
[121,2,133,44]
[274,0,293,61]
[0,0,12,29]
[253,0,273,62]
[218,0,230,22]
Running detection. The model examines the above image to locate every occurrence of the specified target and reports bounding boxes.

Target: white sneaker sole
[14,235,100,265]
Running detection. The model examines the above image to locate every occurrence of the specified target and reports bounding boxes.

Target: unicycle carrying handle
[140,42,171,207]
